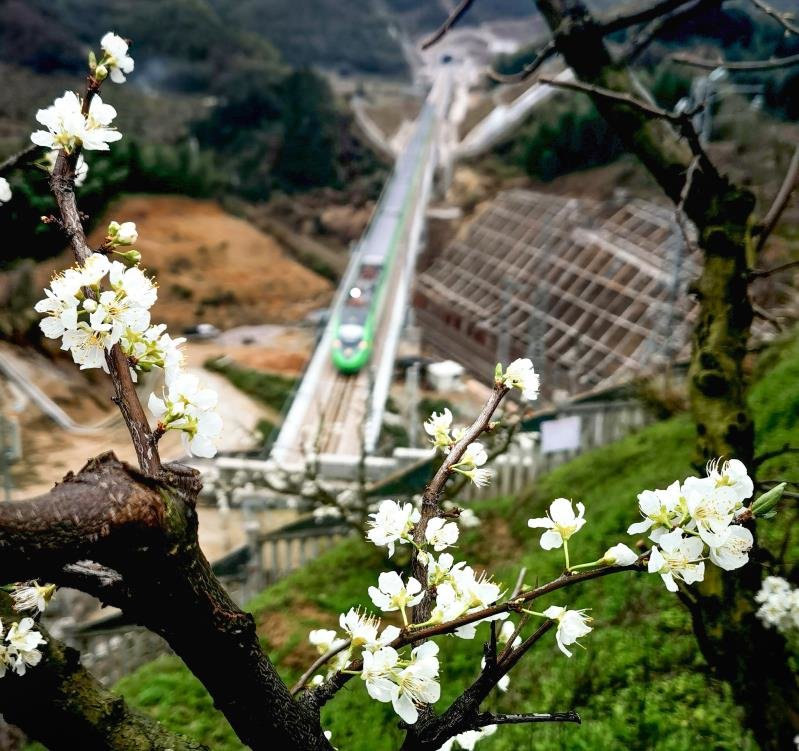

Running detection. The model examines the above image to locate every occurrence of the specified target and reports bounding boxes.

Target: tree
[422,0,799,747]
[0,22,790,751]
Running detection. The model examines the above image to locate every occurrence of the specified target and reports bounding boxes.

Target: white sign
[540,416,582,454]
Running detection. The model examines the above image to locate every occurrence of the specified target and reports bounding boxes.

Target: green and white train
[331,103,437,374]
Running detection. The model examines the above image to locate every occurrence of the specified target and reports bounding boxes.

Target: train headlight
[358,340,368,350]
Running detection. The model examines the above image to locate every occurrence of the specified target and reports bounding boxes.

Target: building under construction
[414,189,699,398]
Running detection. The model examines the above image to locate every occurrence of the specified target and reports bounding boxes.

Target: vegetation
[204,356,296,413]
[115,330,799,750]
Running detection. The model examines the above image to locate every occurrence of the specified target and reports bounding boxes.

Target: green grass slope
[112,330,799,751]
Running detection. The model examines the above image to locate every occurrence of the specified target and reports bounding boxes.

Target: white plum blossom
[528,498,586,550]
[80,252,112,287]
[500,357,540,400]
[647,528,705,592]
[438,725,497,751]
[10,583,56,614]
[542,605,593,657]
[708,525,753,571]
[308,629,339,655]
[338,609,399,653]
[100,32,135,83]
[361,645,400,702]
[35,278,80,340]
[682,476,737,546]
[369,572,423,619]
[425,517,459,552]
[391,641,441,724]
[457,508,480,528]
[366,500,420,557]
[5,618,46,675]
[83,95,123,151]
[148,371,222,458]
[31,91,121,152]
[498,619,522,649]
[62,320,113,369]
[627,481,684,541]
[424,408,454,449]
[0,177,11,204]
[755,576,798,633]
[452,442,492,487]
[602,543,639,566]
[705,458,754,504]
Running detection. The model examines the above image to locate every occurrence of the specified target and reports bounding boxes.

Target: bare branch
[749,259,799,279]
[619,0,718,63]
[0,144,39,176]
[754,144,799,255]
[291,639,351,696]
[488,41,557,84]
[676,156,700,251]
[476,710,581,726]
[753,444,799,468]
[421,0,477,50]
[671,51,799,71]
[599,0,699,34]
[538,74,698,124]
[410,384,510,623]
[749,0,799,35]
[752,303,784,332]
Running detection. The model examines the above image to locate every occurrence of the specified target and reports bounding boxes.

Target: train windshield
[338,324,365,345]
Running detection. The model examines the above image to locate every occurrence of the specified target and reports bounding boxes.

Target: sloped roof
[414,189,698,394]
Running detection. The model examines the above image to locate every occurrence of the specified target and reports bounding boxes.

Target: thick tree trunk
[532,2,797,747]
[0,594,205,751]
[0,454,331,751]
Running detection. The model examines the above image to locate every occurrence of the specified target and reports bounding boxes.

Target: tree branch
[753,144,799,255]
[488,41,557,84]
[749,259,799,279]
[421,0,476,50]
[291,639,351,696]
[598,0,699,34]
[0,593,205,751]
[1,453,331,751]
[0,144,39,176]
[671,51,799,71]
[475,710,581,726]
[749,0,799,35]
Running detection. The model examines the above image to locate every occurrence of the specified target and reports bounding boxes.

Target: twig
[475,711,581,726]
[671,51,799,71]
[753,444,799,468]
[619,0,717,63]
[538,75,699,124]
[538,74,711,167]
[749,0,799,35]
[598,0,699,35]
[0,144,39,176]
[754,145,799,255]
[49,78,160,476]
[410,384,511,623]
[510,566,527,599]
[488,41,557,84]
[291,639,351,696]
[749,259,799,279]
[676,156,700,251]
[752,303,783,332]
[421,0,477,50]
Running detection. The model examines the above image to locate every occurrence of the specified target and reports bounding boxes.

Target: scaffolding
[414,189,699,396]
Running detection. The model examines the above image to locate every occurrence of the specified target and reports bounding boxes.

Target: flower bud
[750,483,785,517]
[106,220,138,246]
[82,298,98,312]
[113,248,142,267]
[88,50,97,73]
[95,63,108,81]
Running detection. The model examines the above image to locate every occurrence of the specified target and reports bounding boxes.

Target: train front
[331,284,374,374]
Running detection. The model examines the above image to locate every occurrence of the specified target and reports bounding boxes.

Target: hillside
[105,328,799,750]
